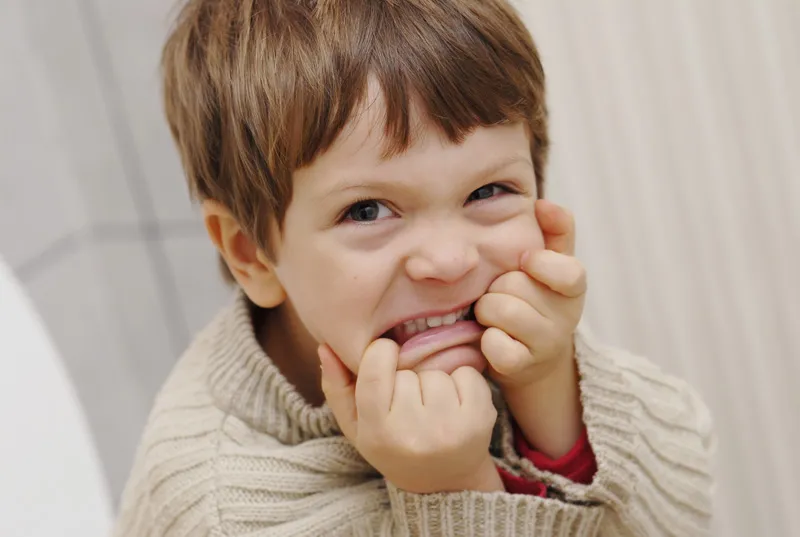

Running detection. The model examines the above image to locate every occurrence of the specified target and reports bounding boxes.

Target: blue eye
[467,184,508,203]
[344,200,393,222]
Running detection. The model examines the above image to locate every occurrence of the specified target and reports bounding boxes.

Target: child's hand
[319,339,503,494]
[475,199,586,389]
[474,199,586,457]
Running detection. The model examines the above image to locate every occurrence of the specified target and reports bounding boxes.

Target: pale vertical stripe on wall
[519,2,799,535]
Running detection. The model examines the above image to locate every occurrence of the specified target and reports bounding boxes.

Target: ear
[202,200,287,308]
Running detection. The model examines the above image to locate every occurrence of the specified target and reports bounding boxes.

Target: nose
[405,223,479,284]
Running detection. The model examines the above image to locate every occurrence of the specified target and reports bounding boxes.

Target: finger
[319,344,358,440]
[480,326,533,377]
[450,366,496,421]
[418,370,459,412]
[474,292,545,349]
[391,369,424,411]
[534,199,575,255]
[488,271,558,316]
[522,250,587,298]
[355,338,400,425]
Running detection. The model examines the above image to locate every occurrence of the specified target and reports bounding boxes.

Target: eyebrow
[471,154,533,183]
[323,153,533,196]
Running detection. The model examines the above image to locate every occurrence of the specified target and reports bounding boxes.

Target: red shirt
[498,425,597,496]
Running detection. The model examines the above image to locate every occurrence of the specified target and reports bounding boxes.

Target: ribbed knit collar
[206,290,341,445]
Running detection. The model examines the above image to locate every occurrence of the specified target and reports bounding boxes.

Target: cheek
[276,244,390,373]
[315,272,381,373]
[481,213,545,270]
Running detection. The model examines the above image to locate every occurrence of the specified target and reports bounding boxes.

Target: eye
[466,183,511,203]
[343,199,394,223]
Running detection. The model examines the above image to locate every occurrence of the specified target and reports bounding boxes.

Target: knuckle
[568,258,585,279]
[492,341,532,375]
[395,369,416,383]
[418,369,448,384]
[489,270,528,293]
[489,296,518,325]
[479,410,498,433]
[355,378,382,401]
[473,294,493,320]
[481,326,505,355]
[394,370,419,393]
[567,261,587,292]
[507,271,531,292]
[512,343,531,364]
[451,365,478,383]
[470,390,496,415]
[358,373,383,389]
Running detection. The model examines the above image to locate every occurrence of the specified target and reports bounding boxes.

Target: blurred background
[0,0,797,535]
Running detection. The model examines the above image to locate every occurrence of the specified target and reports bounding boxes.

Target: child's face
[271,89,545,374]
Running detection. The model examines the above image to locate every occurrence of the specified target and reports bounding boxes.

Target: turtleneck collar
[206,290,341,444]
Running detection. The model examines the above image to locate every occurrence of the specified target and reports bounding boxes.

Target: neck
[254,303,325,407]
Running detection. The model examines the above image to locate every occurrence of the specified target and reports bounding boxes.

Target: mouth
[384,301,477,347]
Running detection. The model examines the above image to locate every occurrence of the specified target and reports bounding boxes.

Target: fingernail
[520,251,531,266]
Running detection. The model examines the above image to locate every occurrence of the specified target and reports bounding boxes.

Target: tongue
[395,320,484,370]
[413,344,487,375]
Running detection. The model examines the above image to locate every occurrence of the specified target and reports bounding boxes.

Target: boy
[114,0,715,535]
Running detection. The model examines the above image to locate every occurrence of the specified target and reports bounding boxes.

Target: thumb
[534,199,576,256]
[319,344,358,440]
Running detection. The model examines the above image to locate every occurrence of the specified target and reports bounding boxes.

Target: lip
[377,297,480,339]
[397,322,485,370]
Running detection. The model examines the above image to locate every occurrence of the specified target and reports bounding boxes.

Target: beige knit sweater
[113,292,715,536]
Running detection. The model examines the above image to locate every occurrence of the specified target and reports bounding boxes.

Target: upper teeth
[403,307,470,336]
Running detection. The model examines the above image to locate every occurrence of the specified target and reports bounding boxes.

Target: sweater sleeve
[496,327,716,537]
[497,425,597,496]
[114,413,606,537]
[385,482,604,536]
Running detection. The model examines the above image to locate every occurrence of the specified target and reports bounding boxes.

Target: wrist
[461,456,505,493]
[390,457,505,495]
[503,352,583,458]
[439,456,505,493]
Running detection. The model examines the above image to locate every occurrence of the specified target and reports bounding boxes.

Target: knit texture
[113,292,715,536]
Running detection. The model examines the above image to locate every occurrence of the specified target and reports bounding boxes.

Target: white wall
[518,2,800,536]
[0,0,231,495]
[0,1,797,535]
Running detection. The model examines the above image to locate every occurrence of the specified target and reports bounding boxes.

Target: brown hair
[162,0,549,283]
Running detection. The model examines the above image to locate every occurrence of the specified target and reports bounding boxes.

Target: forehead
[299,80,531,191]
[331,79,428,166]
